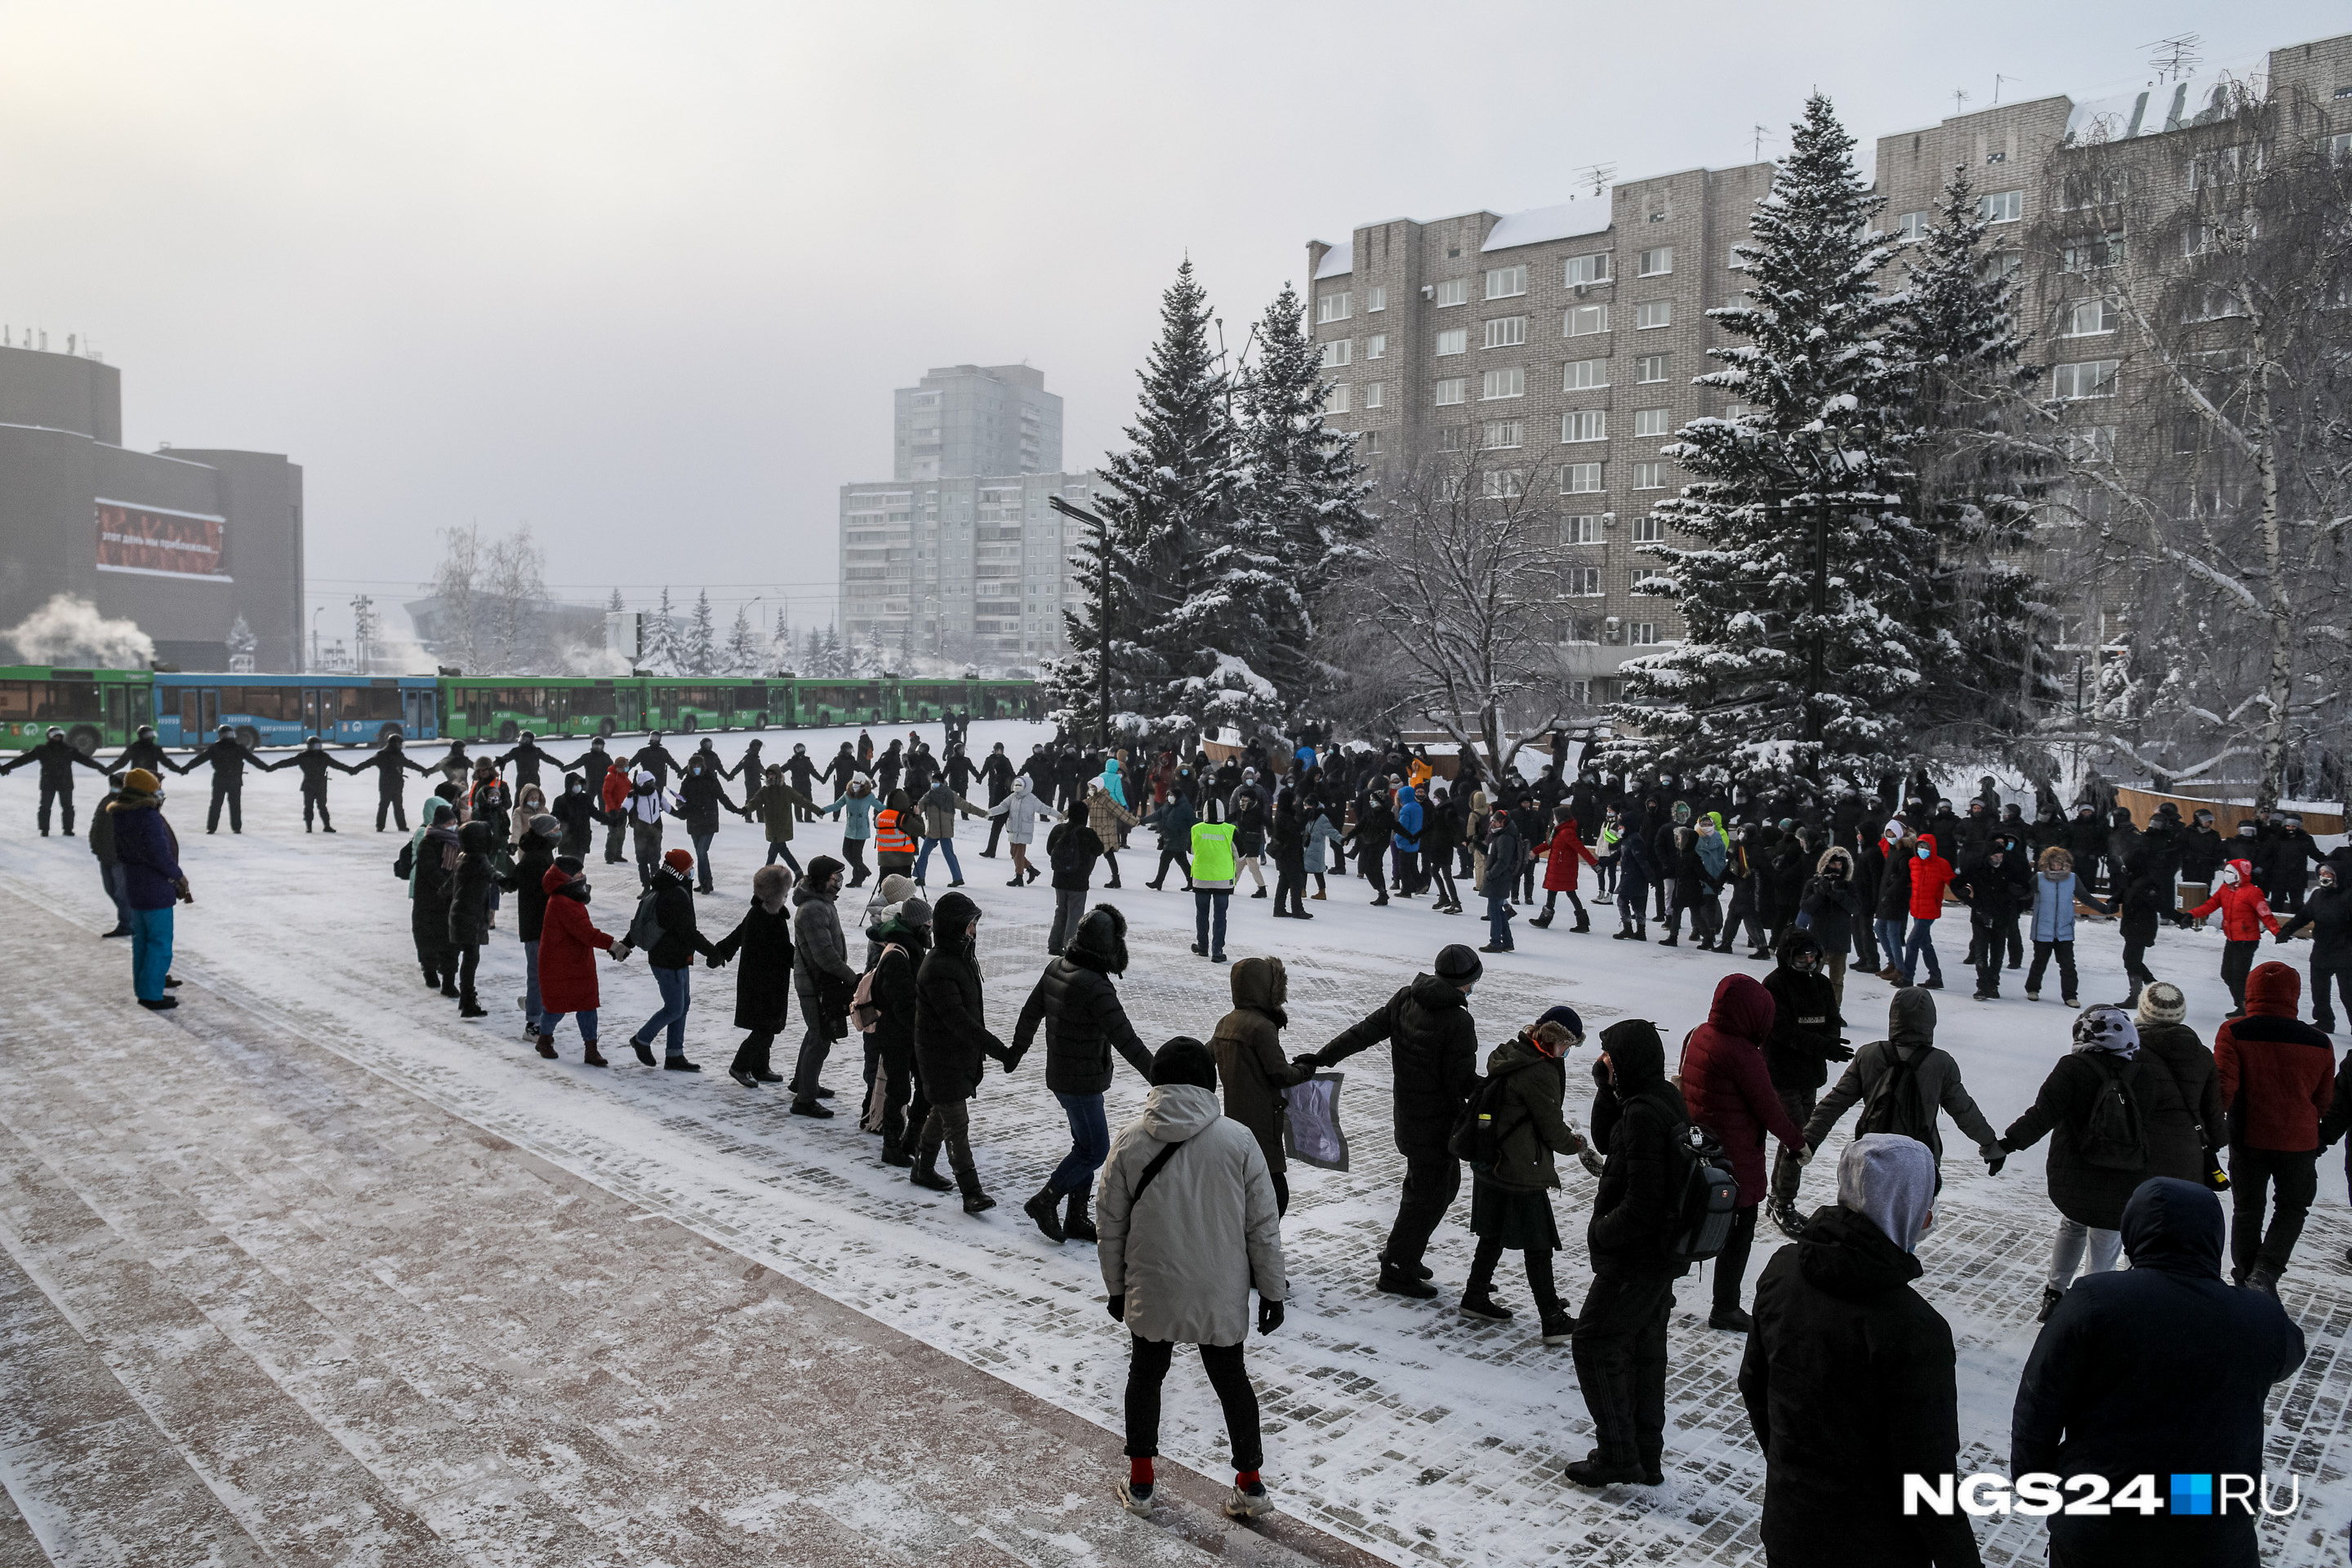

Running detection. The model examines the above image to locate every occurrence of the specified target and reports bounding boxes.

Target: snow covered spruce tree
[681,590,719,677]
[639,587,680,675]
[1894,165,2056,751]
[1613,92,1934,785]
[1232,282,1373,725]
[724,604,764,676]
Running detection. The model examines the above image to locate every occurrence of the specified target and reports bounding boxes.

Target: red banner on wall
[96,501,224,575]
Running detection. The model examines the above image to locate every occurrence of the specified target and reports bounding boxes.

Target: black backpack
[1854,1045,1931,1142]
[1447,1062,1533,1172]
[1667,1122,1741,1263]
[2077,1054,2148,1170]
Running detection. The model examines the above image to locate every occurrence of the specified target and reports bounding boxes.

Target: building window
[1481,467,1527,497]
[1980,189,2024,224]
[1633,407,1671,438]
[1361,429,1384,454]
[2183,224,2219,257]
[1635,301,1673,330]
[1435,377,1468,406]
[1481,367,1526,399]
[1631,568,1667,589]
[1325,383,1350,413]
[1435,278,1470,307]
[1985,250,2024,282]
[1561,461,1605,493]
[1482,420,1524,448]
[1566,303,1610,336]
[1563,357,1609,390]
[1317,292,1352,323]
[1367,334,1386,359]
[1636,354,1668,384]
[2052,359,2119,399]
[2060,235,2122,273]
[2060,298,2118,337]
[1368,284,1388,311]
[1363,381,1386,409]
[1632,514,1664,542]
[1563,409,1607,443]
[1728,246,1748,270]
[1436,426,1468,451]
[1561,514,1603,545]
[1436,327,1468,356]
[2059,425,2117,461]
[1893,211,1931,243]
[1563,566,1603,596]
[1563,253,1610,286]
[1319,339,1352,368]
[1633,461,1668,490]
[1485,265,1527,300]
[1638,245,1674,276]
[1724,403,1750,420]
[1630,621,1660,646]
[1484,315,1527,348]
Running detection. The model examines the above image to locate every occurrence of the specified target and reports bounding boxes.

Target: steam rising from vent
[2,594,156,668]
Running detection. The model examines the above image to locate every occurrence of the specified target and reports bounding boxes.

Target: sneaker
[1117,1479,1155,1517]
[2037,1285,2065,1322]
[1539,1313,1576,1345]
[2065,997,2082,1009]
[1768,1199,1806,1241]
[1458,1291,1514,1322]
[1972,990,1995,1002]
[2025,990,2040,1001]
[1707,1305,1753,1333]
[1224,1481,1273,1519]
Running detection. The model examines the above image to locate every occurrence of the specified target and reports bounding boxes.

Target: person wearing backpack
[1993,1007,2154,1321]
[1008,904,1153,1245]
[1102,1039,1288,1523]
[1208,958,1314,1214]
[2214,961,2336,1294]
[1298,943,1486,1300]
[1458,1008,1601,1342]
[788,856,857,1116]
[1567,1018,1689,1488]
[1189,796,1237,964]
[1740,1134,1984,1568]
[1802,987,2003,1189]
[626,847,720,1071]
[1678,973,1811,1330]
[1042,808,1107,956]
[1762,932,1853,1239]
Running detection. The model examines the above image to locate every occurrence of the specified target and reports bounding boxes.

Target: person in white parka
[1099,1037,1288,1521]
[984,774,1058,889]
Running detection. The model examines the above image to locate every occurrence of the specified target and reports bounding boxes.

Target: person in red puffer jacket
[1897,833,1956,990]
[599,760,633,866]
[2216,961,2336,1294]
[2190,857,2281,1017]
[1677,973,1809,1332]
[535,857,630,1065]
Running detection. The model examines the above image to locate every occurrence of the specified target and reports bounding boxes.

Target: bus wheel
[67,724,101,755]
[682,715,698,733]
[377,723,404,743]
[499,720,519,743]
[756,710,770,729]
[598,717,617,738]
[235,726,261,750]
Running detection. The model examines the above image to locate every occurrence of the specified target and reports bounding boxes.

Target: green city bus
[439,677,644,743]
[0,666,156,755]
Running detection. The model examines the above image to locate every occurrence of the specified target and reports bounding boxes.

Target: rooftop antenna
[1750,125,1772,162]
[1993,74,2020,105]
[1952,87,1971,115]
[1570,162,1615,198]
[2142,32,2202,83]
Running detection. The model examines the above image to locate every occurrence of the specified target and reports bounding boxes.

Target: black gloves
[1290,1054,1321,1074]
[1980,1142,2007,1176]
[1824,1041,1855,1062]
[1107,1294,1125,1322]
[1258,1298,1285,1335]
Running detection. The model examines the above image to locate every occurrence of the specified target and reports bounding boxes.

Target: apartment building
[1307,29,2352,701]
[892,363,1062,482]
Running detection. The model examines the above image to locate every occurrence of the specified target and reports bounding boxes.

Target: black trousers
[377,794,409,831]
[1270,1168,1289,1216]
[37,780,74,835]
[1152,849,1191,888]
[1383,1152,1461,1271]
[604,811,628,862]
[2027,939,2078,1000]
[1125,1337,1262,1472]
[1768,1091,1814,1206]
[1712,1203,1758,1310]
[2222,939,2259,1011]
[2230,1144,2318,1280]
[453,940,481,1001]
[730,1028,777,1077]
[302,789,333,830]
[2312,960,2352,1030]
[1572,1267,1676,1468]
[2122,938,2156,1005]
[207,777,243,832]
[1275,866,1307,915]
[1973,917,2013,994]
[631,819,663,886]
[983,813,1006,855]
[1428,861,1459,908]
[1467,1235,1564,1318]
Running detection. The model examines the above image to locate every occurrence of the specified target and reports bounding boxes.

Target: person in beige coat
[1086,779,1138,889]
[1101,1039,1286,1522]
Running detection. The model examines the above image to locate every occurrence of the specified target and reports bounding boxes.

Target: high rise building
[892,363,1062,481]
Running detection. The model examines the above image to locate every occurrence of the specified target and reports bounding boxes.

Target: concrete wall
[165,448,304,673]
[0,345,119,443]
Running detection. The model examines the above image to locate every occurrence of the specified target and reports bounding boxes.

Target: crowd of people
[11,715,2341,1561]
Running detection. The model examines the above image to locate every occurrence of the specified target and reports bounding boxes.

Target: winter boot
[665,1057,702,1072]
[1707,1304,1753,1332]
[2036,1285,2065,1323]
[1530,910,1553,929]
[1377,1262,1438,1299]
[1572,912,1591,933]
[1657,933,1679,948]
[960,1174,997,1214]
[880,1133,912,1169]
[459,993,488,1019]
[440,980,461,998]
[1458,1290,1514,1322]
[910,1147,955,1192]
[581,1041,608,1067]
[1023,1184,1067,1242]
[537,1034,559,1060]
[790,1096,835,1118]
[2245,1265,2281,1298]
[1564,1452,1649,1488]
[1064,1187,1099,1243]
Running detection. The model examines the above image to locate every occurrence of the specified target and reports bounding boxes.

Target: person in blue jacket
[2025,845,2110,1007]
[1392,782,1427,899]
[108,768,192,1009]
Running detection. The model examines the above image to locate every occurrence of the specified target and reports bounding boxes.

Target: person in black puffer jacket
[1998,1007,2158,1322]
[1567,1017,1690,1489]
[863,897,933,1170]
[2278,862,2352,1032]
[1798,845,1864,998]
[446,820,500,1018]
[1009,903,1152,1243]
[911,891,1007,1211]
[1740,1134,1982,1568]
[1762,930,1851,1238]
[675,758,740,893]
[707,863,797,1090]
[506,816,558,1036]
[2131,982,2225,1186]
[630,848,720,1071]
[1302,944,1486,1296]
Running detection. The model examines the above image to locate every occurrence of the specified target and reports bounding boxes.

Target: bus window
[180,689,200,733]
[105,684,127,737]
[131,684,151,728]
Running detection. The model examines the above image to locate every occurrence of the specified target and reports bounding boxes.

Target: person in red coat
[2216,961,2336,1293]
[535,857,631,1065]
[1531,806,1601,932]
[2190,857,2283,1018]
[1677,973,1810,1331]
[1897,832,1956,990]
[599,761,632,866]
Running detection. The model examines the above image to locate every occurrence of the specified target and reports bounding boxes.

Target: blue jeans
[639,965,692,1058]
[1901,917,1942,985]
[1193,889,1229,957]
[915,838,962,884]
[522,939,541,1022]
[764,840,803,873]
[1051,1090,1112,1193]
[538,1007,598,1041]
[691,832,715,888]
[1486,893,1514,948]
[129,905,173,1000]
[1873,916,1906,972]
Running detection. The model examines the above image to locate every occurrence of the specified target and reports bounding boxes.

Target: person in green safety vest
[1192,796,1238,964]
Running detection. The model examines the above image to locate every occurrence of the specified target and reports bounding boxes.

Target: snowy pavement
[3,719,2351,1566]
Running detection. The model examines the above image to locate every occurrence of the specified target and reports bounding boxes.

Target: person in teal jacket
[824,776,879,888]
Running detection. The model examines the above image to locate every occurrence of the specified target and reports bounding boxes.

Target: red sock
[1129,1457,1154,1486]
[1236,1469,1260,1490]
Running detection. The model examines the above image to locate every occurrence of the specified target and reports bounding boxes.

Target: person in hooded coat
[1303,799,1344,902]
[403,797,461,994]
[534,857,626,1063]
[1797,845,1865,998]
[1533,805,1600,932]
[1459,1007,1597,1342]
[1762,931,1853,1238]
[1610,803,1653,941]
[1143,789,1197,891]
[1009,904,1153,1244]
[907,890,1006,1211]
[1803,988,2002,1189]
[109,768,190,1008]
[1102,1039,1288,1523]
[1996,1007,2158,1320]
[2130,982,2226,1187]
[862,894,933,1168]
[707,863,797,1089]
[2214,960,2335,1293]
[446,820,500,1018]
[1208,957,1314,1214]
[505,814,559,1036]
[1268,793,1312,919]
[1740,1135,1983,1568]
[1678,973,1810,1329]
[2189,857,2281,1016]
[788,856,857,1114]
[1899,833,1956,988]
[2012,1178,2305,1568]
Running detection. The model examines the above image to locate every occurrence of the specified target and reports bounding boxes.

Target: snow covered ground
[4,717,2350,1566]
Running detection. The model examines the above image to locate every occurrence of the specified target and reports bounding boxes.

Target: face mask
[2222,867,2239,884]
[1917,845,1930,859]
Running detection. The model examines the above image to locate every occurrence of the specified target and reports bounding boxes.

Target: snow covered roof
[1312,242,1352,279]
[2061,57,2267,145]
[1481,194,1614,252]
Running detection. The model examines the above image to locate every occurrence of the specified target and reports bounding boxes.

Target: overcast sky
[1,1,2338,646]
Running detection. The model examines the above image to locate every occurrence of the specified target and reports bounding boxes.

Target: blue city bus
[154,673,441,748]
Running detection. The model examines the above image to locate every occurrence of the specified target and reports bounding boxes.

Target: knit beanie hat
[1435,944,1484,985]
[124,767,161,794]
[1150,1036,1218,1089]
[2136,982,2187,1026]
[1535,1004,1584,1047]
[663,848,694,872]
[528,813,559,840]
[897,897,933,929]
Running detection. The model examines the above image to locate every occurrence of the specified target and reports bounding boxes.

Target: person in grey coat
[985,774,1058,887]
[1102,1039,1287,1524]
[913,777,988,889]
[789,856,858,1116]
[1303,804,1345,900]
[1801,987,2002,1183]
